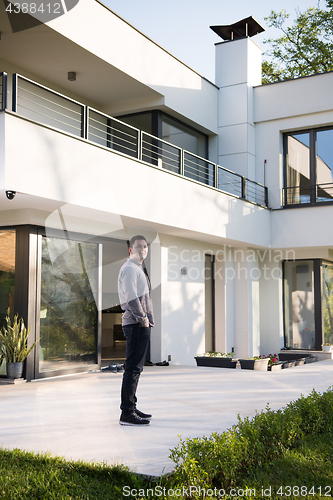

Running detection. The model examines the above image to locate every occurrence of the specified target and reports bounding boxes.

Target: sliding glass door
[39,235,99,374]
[284,259,333,349]
[283,260,316,349]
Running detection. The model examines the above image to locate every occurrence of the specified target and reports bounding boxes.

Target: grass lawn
[0,448,147,500]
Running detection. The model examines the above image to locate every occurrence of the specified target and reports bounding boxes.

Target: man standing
[118,235,154,426]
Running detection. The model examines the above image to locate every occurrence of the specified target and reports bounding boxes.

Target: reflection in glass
[284,261,315,349]
[118,111,208,159]
[286,133,310,204]
[316,130,333,202]
[39,236,98,373]
[0,230,15,376]
[322,263,333,345]
[162,114,207,158]
[118,112,152,135]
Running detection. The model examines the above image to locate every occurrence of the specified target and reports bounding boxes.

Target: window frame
[282,259,333,350]
[117,110,209,159]
[283,125,333,207]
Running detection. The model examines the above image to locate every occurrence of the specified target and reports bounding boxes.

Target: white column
[215,37,262,180]
[232,247,261,358]
[259,251,284,354]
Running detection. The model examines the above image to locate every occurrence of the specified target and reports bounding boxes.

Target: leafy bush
[169,387,333,495]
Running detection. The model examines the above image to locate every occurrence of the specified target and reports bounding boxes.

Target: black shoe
[119,413,150,426]
[135,409,152,419]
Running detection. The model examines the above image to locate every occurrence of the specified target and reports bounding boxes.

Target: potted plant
[239,355,270,371]
[266,353,284,371]
[322,343,332,353]
[0,310,39,379]
[195,351,237,369]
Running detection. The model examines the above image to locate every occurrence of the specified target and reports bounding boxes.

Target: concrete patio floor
[1,360,333,477]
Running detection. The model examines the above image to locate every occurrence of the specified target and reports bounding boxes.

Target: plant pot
[195,357,237,369]
[7,362,24,379]
[268,362,285,371]
[239,358,269,371]
[322,345,332,352]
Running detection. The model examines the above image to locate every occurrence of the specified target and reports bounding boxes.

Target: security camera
[6,191,16,200]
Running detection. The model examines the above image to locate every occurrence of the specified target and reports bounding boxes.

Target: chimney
[212,17,265,179]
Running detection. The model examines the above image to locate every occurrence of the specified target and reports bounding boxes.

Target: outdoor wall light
[181,267,187,276]
[68,71,76,81]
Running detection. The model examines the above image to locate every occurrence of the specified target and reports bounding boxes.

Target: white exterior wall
[156,237,268,364]
[254,72,333,209]
[259,254,284,355]
[160,236,206,365]
[216,37,262,179]
[0,112,271,248]
[42,0,219,134]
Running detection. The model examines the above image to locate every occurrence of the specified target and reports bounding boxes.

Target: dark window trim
[283,125,333,207]
[283,258,333,350]
[313,259,323,350]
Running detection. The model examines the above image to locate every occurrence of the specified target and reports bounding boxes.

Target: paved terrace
[1,361,333,477]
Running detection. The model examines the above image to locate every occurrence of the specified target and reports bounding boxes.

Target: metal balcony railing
[6,73,268,208]
[141,132,181,174]
[283,183,333,206]
[12,74,85,137]
[87,108,139,159]
[183,152,215,187]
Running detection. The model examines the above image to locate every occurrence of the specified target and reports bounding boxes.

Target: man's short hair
[129,235,147,249]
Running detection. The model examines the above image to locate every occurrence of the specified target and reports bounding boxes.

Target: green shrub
[169,387,333,496]
[284,388,333,435]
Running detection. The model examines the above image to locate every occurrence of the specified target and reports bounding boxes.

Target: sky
[102,0,323,82]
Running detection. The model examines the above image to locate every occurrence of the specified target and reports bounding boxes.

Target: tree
[262,0,333,83]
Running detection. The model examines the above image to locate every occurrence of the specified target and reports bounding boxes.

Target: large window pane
[322,263,333,345]
[0,230,15,376]
[118,112,152,135]
[316,130,333,201]
[162,114,207,158]
[284,261,315,349]
[39,236,98,373]
[286,133,310,204]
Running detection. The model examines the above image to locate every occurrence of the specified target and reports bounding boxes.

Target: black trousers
[120,323,150,414]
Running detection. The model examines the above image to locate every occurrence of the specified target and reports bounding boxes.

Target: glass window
[322,263,333,345]
[316,129,333,201]
[39,236,98,373]
[162,114,207,158]
[284,260,316,349]
[286,133,311,204]
[118,112,152,135]
[0,230,15,376]
[118,111,208,158]
[284,127,333,205]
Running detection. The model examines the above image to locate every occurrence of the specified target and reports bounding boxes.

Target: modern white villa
[0,1,332,380]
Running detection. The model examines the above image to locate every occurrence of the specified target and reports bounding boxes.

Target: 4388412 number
[6,2,61,14]
[277,485,332,496]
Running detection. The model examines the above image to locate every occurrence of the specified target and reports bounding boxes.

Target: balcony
[283,184,333,206]
[1,72,268,208]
